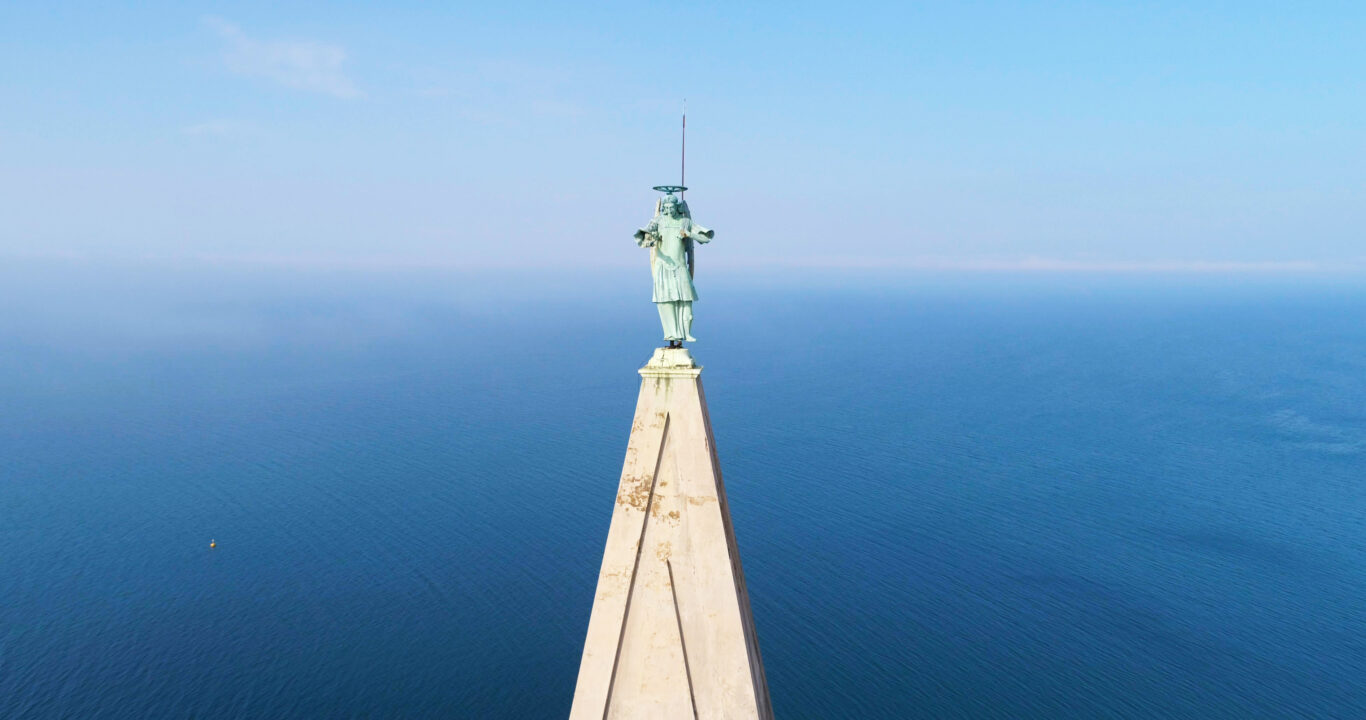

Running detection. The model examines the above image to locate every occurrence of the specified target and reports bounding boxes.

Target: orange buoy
[210,539,217,549]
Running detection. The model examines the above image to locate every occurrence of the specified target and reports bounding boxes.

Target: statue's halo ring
[652,185,688,194]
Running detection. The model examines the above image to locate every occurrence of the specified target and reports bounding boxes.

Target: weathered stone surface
[570,348,772,719]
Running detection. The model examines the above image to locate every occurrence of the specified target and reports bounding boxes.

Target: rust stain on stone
[615,474,654,510]
[650,500,682,525]
[596,566,636,601]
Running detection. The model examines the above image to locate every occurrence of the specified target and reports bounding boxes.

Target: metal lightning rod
[681,100,686,200]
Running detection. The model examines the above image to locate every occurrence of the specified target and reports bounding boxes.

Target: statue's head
[660,194,688,219]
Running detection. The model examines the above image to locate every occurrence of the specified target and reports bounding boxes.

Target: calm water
[2,266,1364,718]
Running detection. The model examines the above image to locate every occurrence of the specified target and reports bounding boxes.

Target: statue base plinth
[639,346,702,378]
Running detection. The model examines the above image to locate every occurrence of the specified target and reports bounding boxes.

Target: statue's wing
[686,238,695,279]
[635,228,658,272]
[648,199,662,275]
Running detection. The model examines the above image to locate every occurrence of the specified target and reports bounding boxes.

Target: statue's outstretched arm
[634,220,660,247]
[691,224,714,244]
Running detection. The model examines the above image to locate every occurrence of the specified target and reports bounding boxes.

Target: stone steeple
[569,347,773,719]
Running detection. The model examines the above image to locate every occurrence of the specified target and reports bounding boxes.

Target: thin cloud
[205,17,362,99]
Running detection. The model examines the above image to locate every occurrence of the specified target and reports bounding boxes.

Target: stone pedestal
[570,348,773,720]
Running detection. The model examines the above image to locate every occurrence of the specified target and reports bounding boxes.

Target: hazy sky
[2,2,1363,271]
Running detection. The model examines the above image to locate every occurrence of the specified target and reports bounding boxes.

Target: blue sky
[1,2,1362,271]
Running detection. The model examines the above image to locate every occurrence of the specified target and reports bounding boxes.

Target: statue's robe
[634,213,713,303]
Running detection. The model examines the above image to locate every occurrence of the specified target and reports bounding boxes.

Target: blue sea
[2,264,1363,718]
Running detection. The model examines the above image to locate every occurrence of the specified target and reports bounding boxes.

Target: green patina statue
[635,186,714,347]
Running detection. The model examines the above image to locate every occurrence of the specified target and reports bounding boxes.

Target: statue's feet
[685,335,697,343]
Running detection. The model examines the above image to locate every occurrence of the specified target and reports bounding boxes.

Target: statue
[634,186,713,347]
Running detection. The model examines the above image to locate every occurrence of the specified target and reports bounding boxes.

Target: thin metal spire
[681,100,686,199]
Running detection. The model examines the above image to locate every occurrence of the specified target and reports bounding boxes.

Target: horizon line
[1,251,1359,275]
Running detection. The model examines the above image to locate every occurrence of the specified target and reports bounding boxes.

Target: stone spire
[570,347,773,719]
